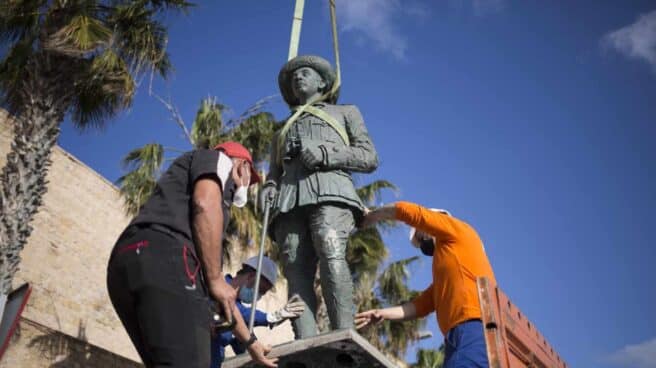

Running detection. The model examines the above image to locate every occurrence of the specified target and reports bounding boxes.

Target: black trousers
[107,225,212,367]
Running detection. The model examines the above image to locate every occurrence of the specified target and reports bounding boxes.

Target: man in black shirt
[107,142,277,368]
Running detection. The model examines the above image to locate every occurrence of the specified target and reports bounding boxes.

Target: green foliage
[410,345,445,368]
[191,97,225,149]
[378,255,420,305]
[0,0,190,124]
[376,257,425,357]
[353,251,426,359]
[225,112,278,164]
[347,226,388,279]
[116,143,164,214]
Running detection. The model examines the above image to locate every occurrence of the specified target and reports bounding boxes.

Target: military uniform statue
[261,55,378,338]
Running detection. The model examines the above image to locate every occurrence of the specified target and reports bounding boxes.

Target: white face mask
[216,152,249,208]
[232,184,248,208]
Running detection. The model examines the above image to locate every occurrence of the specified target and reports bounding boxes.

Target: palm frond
[378,256,420,305]
[356,180,398,207]
[0,0,43,43]
[44,13,111,56]
[190,97,224,149]
[116,143,164,215]
[411,346,445,368]
[146,0,194,11]
[383,317,425,358]
[108,2,171,77]
[121,143,164,173]
[70,49,135,127]
[117,169,157,216]
[347,227,388,280]
[0,37,35,111]
[226,112,278,164]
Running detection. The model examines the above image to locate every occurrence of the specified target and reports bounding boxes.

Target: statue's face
[291,67,326,100]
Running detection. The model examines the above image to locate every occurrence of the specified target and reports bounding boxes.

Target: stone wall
[0,110,293,366]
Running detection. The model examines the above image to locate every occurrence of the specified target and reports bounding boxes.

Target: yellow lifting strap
[277,0,343,164]
[295,105,350,146]
[287,0,305,61]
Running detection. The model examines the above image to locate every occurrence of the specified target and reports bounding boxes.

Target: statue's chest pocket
[309,120,343,143]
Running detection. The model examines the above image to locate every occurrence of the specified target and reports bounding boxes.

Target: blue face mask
[238,286,255,304]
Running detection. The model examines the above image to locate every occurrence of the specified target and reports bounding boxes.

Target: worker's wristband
[244,333,258,348]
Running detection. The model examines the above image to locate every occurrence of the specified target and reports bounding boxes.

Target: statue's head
[278,55,339,106]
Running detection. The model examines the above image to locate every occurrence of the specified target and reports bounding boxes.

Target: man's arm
[361,202,460,241]
[236,302,269,328]
[192,177,235,323]
[354,302,418,330]
[320,105,379,173]
[395,201,459,241]
[355,283,435,330]
[231,304,278,367]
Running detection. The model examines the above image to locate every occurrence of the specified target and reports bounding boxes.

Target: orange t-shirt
[395,201,496,335]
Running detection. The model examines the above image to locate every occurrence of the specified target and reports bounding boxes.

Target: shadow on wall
[21,319,142,368]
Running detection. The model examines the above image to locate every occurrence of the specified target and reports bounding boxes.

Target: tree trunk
[0,58,68,294]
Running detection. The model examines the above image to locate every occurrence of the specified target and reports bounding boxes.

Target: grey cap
[278,55,339,106]
[243,256,278,285]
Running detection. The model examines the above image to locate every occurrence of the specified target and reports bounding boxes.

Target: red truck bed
[477,277,567,368]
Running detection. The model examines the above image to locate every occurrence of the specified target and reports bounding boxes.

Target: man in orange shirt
[355,201,495,368]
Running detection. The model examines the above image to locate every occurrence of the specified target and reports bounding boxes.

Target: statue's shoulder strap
[275,103,351,164]
[303,105,350,146]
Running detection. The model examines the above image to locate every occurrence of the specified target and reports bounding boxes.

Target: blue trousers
[444,320,489,368]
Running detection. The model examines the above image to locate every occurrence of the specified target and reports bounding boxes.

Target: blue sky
[55,1,656,367]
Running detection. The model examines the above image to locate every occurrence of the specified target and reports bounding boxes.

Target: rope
[276,1,344,163]
[288,0,305,61]
[328,0,340,98]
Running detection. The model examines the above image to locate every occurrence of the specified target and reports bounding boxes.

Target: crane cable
[276,0,343,164]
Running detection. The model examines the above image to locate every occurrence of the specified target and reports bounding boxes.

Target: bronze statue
[261,55,378,338]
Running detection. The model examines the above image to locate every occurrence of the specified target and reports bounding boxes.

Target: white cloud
[602,10,656,72]
[606,338,656,368]
[335,0,429,60]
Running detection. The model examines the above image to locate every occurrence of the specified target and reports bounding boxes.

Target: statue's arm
[265,132,283,186]
[323,105,379,173]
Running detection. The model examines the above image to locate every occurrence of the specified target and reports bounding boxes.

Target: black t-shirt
[129,149,231,240]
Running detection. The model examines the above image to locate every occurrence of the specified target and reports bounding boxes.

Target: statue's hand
[300,143,325,170]
[259,183,277,211]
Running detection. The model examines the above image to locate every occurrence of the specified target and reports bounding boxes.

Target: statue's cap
[278,55,339,106]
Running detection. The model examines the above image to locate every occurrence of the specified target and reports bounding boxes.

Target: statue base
[222,329,398,368]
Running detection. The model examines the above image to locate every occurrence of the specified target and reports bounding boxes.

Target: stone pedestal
[223,329,398,368]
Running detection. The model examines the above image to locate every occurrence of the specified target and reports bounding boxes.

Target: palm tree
[410,345,445,368]
[117,96,278,262]
[0,0,191,296]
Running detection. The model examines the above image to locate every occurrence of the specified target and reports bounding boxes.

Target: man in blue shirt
[211,256,304,367]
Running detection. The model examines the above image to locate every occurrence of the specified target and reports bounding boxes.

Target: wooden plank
[477,277,567,368]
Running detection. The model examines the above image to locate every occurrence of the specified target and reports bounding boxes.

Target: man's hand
[209,277,236,324]
[299,143,325,169]
[247,340,278,367]
[355,309,385,330]
[259,183,277,211]
[267,294,305,324]
[359,204,397,229]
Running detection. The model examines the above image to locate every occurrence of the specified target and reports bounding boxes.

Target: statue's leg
[273,209,319,338]
[309,204,355,331]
